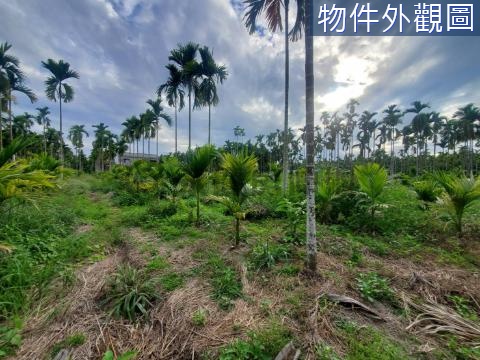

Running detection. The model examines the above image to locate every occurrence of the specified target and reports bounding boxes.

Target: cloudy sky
[1,0,479,154]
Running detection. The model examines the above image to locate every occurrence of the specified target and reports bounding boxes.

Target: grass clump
[101,264,157,321]
[49,332,86,358]
[159,272,185,291]
[192,308,208,327]
[218,322,291,360]
[205,254,242,310]
[337,320,410,360]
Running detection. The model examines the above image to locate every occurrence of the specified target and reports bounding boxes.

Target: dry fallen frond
[403,294,480,347]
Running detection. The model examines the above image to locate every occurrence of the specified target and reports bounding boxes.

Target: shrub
[435,172,480,233]
[412,180,441,204]
[101,265,157,321]
[276,198,306,243]
[146,201,177,219]
[355,272,394,303]
[354,163,387,220]
[249,242,291,270]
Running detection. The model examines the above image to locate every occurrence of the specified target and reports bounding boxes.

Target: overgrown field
[1,161,479,359]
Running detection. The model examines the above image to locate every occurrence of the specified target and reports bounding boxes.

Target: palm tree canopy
[158,63,185,110]
[41,59,79,102]
[184,144,217,179]
[146,98,172,127]
[244,0,305,41]
[35,106,51,127]
[7,72,37,103]
[220,152,258,202]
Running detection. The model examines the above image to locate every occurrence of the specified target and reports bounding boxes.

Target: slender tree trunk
[43,124,47,154]
[79,149,83,172]
[208,102,211,145]
[235,218,240,247]
[174,101,178,153]
[188,88,192,150]
[196,186,200,225]
[142,136,145,158]
[59,85,64,177]
[156,125,159,161]
[0,93,3,150]
[8,91,13,142]
[305,0,317,274]
[282,0,290,195]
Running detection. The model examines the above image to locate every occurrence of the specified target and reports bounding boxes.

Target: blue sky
[1,0,479,154]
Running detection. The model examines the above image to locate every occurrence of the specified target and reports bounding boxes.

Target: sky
[1,0,479,154]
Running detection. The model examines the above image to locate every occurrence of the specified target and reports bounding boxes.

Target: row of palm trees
[1,42,79,170]
[315,100,479,175]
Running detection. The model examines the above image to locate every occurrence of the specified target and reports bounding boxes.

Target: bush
[249,242,291,270]
[146,200,177,219]
[355,272,394,303]
[101,265,158,321]
[412,180,441,204]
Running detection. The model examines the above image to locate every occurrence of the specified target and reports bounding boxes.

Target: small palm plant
[435,172,480,234]
[209,152,258,246]
[354,163,388,219]
[184,145,217,225]
[162,156,185,203]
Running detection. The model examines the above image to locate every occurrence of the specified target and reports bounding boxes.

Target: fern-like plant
[184,145,217,224]
[435,172,480,234]
[354,163,387,219]
[209,152,257,246]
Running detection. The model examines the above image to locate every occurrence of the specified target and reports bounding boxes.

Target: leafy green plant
[101,265,157,321]
[412,180,441,207]
[355,272,394,303]
[448,295,479,321]
[250,242,291,270]
[276,198,305,243]
[218,323,291,360]
[49,332,86,358]
[192,308,207,327]
[0,321,22,358]
[209,152,257,246]
[184,145,217,224]
[316,174,341,223]
[102,349,137,360]
[205,255,242,310]
[435,172,480,233]
[315,342,341,360]
[354,163,388,220]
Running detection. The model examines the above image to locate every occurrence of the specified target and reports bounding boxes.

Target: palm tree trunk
[0,92,3,151]
[79,149,83,172]
[174,101,178,154]
[188,88,192,150]
[59,85,64,177]
[208,102,211,145]
[142,136,145,158]
[282,0,290,195]
[8,91,13,142]
[156,125,159,161]
[235,218,240,247]
[43,124,47,154]
[305,0,317,274]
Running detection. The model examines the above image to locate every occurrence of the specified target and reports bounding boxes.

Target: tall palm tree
[13,112,34,137]
[429,111,446,170]
[92,123,109,172]
[194,46,228,145]
[6,71,37,143]
[302,0,316,273]
[35,106,51,154]
[383,104,403,175]
[168,42,199,150]
[146,97,172,160]
[158,64,185,154]
[68,124,88,171]
[243,0,303,194]
[454,103,480,176]
[0,42,24,150]
[121,116,139,156]
[42,59,79,168]
[406,101,430,175]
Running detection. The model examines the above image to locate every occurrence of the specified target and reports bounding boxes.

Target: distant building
[118,152,158,165]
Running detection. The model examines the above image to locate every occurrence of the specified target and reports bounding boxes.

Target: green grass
[49,332,86,358]
[159,272,185,291]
